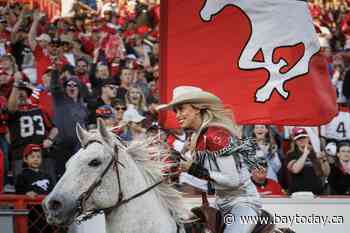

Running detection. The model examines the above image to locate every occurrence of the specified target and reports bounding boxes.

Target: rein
[75,140,164,223]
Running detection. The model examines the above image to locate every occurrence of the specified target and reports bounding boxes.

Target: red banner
[160,0,337,126]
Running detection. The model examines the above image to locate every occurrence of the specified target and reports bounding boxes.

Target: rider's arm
[188,156,241,188]
[188,127,243,188]
[207,156,241,188]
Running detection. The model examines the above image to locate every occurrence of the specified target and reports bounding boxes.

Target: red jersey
[33,46,68,84]
[252,178,285,196]
[30,88,54,119]
[33,45,51,84]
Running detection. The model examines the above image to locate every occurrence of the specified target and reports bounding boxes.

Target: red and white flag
[160,0,337,125]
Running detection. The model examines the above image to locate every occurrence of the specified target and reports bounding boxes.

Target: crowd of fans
[0,0,349,203]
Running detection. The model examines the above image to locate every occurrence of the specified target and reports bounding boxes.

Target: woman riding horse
[157,86,262,233]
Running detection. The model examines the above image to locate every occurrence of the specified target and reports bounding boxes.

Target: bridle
[75,140,164,223]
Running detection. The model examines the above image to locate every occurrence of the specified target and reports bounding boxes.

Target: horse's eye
[89,159,101,167]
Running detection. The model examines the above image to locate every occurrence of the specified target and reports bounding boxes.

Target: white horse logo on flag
[200,0,320,102]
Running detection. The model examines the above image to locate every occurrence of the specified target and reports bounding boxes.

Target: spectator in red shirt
[251,158,285,196]
[28,12,67,84]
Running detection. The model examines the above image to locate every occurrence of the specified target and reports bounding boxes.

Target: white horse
[42,120,191,233]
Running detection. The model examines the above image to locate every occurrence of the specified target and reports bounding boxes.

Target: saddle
[189,193,275,233]
[189,193,224,233]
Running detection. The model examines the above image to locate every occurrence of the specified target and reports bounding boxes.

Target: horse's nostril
[49,199,63,211]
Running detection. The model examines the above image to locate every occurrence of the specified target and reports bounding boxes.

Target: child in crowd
[15,144,54,233]
[15,144,54,196]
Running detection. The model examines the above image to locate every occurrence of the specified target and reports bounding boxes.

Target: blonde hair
[125,86,148,112]
[189,102,240,151]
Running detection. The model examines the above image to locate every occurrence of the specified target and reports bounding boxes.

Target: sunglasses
[66,83,78,88]
[77,64,87,68]
[50,44,60,48]
[108,85,118,90]
[115,107,126,111]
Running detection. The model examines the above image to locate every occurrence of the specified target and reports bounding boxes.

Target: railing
[0,194,67,233]
[1,194,350,233]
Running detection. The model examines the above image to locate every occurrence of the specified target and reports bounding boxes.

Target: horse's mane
[125,138,191,223]
[87,129,192,223]
[86,128,191,223]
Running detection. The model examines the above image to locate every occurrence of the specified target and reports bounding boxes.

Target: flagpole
[159,0,168,125]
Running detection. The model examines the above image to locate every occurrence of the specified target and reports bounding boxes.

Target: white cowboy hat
[156,86,222,111]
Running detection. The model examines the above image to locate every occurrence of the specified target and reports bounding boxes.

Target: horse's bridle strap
[103,178,164,214]
[77,140,123,218]
[75,139,164,223]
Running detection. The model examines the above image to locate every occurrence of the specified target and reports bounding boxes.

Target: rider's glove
[188,163,210,180]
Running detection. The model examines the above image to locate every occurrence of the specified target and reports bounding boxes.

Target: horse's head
[43,119,126,225]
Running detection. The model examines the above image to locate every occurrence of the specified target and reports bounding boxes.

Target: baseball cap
[50,37,61,46]
[23,144,41,158]
[96,105,116,119]
[123,107,145,123]
[36,33,51,43]
[292,127,308,140]
[101,78,119,87]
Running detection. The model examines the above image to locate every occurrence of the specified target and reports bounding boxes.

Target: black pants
[50,144,77,180]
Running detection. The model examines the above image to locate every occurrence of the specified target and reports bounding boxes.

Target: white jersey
[321,109,350,141]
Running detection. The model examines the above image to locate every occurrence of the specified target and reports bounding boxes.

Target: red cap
[292,127,308,140]
[23,144,42,158]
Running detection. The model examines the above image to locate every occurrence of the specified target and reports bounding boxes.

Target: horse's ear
[76,123,89,147]
[97,118,112,144]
